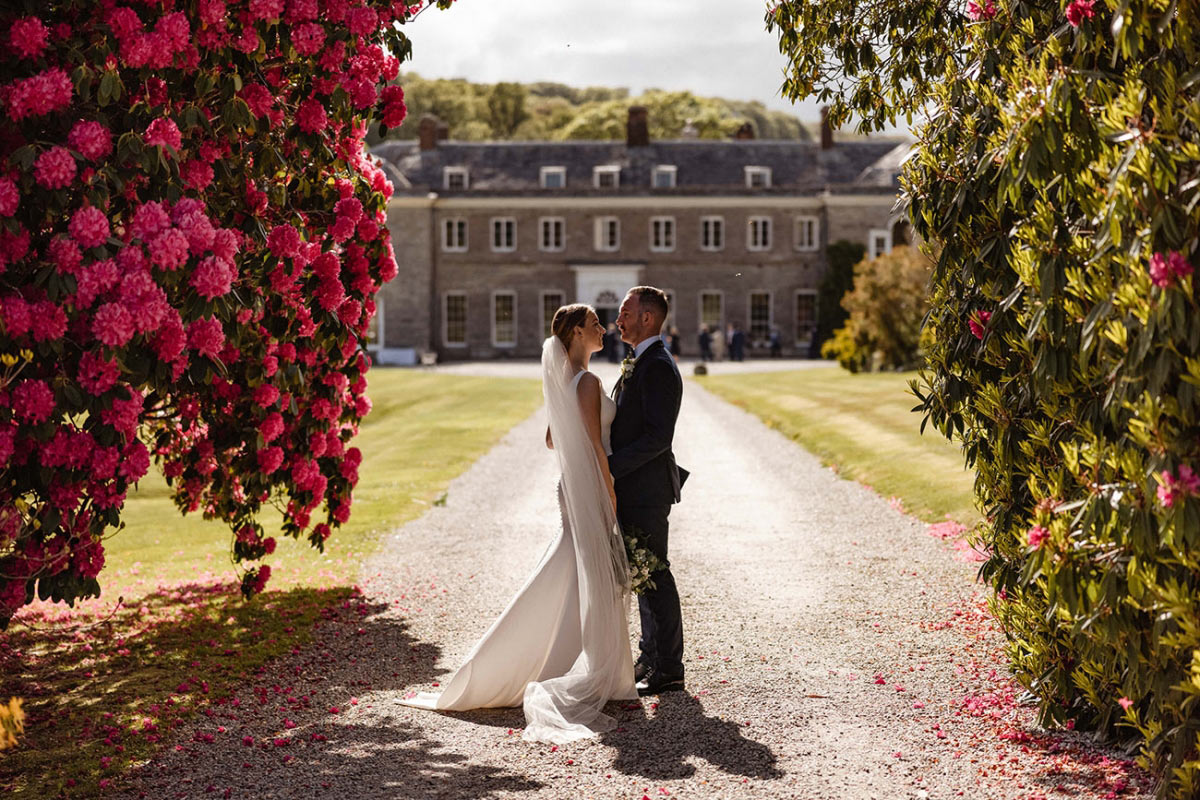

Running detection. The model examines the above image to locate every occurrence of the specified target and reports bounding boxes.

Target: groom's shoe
[634,660,652,683]
[636,669,685,697]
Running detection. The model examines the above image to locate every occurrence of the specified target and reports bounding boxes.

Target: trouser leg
[621,504,683,677]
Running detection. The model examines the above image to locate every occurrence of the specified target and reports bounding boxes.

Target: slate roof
[372,138,908,197]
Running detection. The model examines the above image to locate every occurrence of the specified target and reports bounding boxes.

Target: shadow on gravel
[603,692,783,781]
[118,595,546,798]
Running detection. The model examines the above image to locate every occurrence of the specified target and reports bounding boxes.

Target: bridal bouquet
[621,524,665,595]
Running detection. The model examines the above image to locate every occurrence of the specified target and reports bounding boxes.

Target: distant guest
[711,327,725,361]
[730,322,746,362]
[668,327,682,360]
[769,328,782,358]
[604,323,622,363]
[698,325,713,362]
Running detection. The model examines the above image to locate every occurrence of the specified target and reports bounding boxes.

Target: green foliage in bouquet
[622,524,664,595]
[772,0,1200,794]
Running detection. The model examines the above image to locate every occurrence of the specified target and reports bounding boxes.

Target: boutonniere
[619,355,635,382]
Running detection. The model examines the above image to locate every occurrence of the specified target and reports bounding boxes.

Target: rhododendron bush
[0,0,445,628]
[772,0,1199,796]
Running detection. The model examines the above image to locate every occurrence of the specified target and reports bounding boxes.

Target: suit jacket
[609,340,689,507]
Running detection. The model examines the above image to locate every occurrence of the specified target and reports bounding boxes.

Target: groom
[610,286,688,696]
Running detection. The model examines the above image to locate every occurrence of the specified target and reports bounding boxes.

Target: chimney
[734,122,755,140]
[626,106,649,148]
[820,106,834,150]
[418,115,439,151]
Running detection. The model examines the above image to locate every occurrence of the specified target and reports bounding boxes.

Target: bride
[398,304,637,743]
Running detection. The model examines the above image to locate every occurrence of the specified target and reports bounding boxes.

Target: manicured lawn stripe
[699,368,978,525]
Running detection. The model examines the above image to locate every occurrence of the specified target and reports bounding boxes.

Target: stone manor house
[370,108,908,363]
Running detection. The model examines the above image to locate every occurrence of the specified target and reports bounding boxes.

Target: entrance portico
[570,263,643,325]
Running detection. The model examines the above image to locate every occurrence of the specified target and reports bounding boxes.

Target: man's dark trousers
[619,504,683,677]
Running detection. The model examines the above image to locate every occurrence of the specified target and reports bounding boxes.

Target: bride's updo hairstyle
[551,304,594,349]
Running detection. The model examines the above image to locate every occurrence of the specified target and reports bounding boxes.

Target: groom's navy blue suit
[609,339,688,678]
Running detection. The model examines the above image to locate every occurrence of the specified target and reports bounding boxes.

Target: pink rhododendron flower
[967,0,998,20]
[258,445,284,474]
[181,159,215,191]
[69,205,111,248]
[152,311,187,362]
[93,302,136,346]
[119,441,151,481]
[0,295,32,338]
[75,258,120,307]
[381,84,407,128]
[248,0,286,21]
[13,379,55,424]
[968,310,992,340]
[68,120,114,161]
[78,351,120,394]
[34,146,77,189]
[1066,0,1095,25]
[1176,465,1200,494]
[29,300,67,342]
[149,227,190,271]
[5,67,73,120]
[0,178,19,217]
[252,564,272,593]
[1118,697,1134,711]
[267,224,302,258]
[144,117,182,150]
[131,201,171,240]
[253,384,280,408]
[297,98,328,133]
[188,316,225,358]
[190,255,236,300]
[9,16,50,59]
[291,21,326,55]
[1026,525,1049,548]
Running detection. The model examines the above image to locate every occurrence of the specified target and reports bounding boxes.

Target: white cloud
[398,0,824,119]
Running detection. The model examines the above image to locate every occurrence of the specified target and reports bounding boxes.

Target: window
[794,215,820,252]
[747,216,773,251]
[491,217,516,252]
[594,216,620,252]
[699,291,723,331]
[443,166,469,190]
[795,290,818,345]
[540,166,566,188]
[652,165,677,188]
[442,217,467,252]
[540,291,564,340]
[492,291,516,347]
[443,292,467,347]
[700,216,724,251]
[539,217,565,252]
[593,165,620,188]
[868,228,893,259]
[650,216,675,252]
[745,166,772,188]
[749,292,772,342]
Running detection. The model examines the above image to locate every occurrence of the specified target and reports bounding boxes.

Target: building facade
[371,109,907,362]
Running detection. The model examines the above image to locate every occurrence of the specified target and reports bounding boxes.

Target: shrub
[773,0,1200,794]
[820,245,932,372]
[813,239,865,355]
[0,0,445,628]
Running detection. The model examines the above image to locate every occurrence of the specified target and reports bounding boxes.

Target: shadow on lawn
[602,691,783,781]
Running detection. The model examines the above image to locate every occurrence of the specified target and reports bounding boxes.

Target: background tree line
[369,73,814,143]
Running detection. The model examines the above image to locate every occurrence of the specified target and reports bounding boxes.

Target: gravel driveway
[119,371,1152,800]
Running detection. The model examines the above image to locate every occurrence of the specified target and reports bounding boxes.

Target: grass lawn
[699,367,978,525]
[1,370,542,798]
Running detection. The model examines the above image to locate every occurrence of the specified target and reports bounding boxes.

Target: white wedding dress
[398,338,637,743]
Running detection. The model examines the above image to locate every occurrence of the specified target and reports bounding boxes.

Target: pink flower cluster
[1157,465,1200,509]
[1148,250,1193,288]
[969,310,993,340]
[1026,525,1050,549]
[1065,0,1095,26]
[967,0,998,21]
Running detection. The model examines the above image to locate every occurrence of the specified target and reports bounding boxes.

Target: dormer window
[593,165,621,189]
[540,166,566,189]
[745,166,772,188]
[443,166,469,190]
[652,165,677,188]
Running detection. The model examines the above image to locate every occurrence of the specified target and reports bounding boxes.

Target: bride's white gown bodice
[398,371,635,743]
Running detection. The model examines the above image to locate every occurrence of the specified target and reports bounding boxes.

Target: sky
[399,0,825,121]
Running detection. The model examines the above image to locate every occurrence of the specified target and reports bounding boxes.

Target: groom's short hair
[629,286,668,322]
